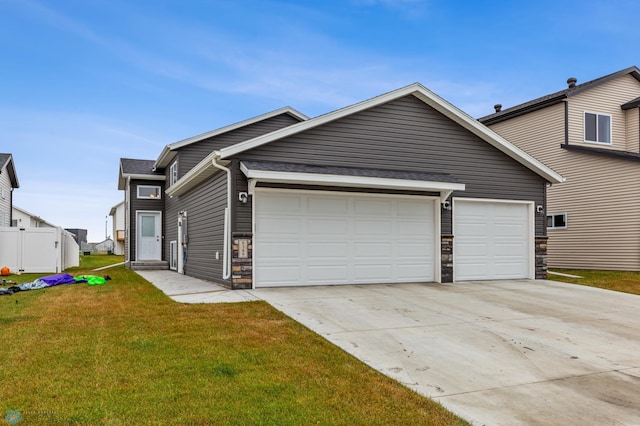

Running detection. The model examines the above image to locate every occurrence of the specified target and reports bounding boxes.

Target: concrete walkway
[135,270,259,303]
[136,270,640,425]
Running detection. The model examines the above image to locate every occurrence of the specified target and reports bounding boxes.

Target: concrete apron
[253,280,640,426]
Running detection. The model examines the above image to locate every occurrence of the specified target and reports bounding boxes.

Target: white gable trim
[154,107,308,169]
[220,83,564,184]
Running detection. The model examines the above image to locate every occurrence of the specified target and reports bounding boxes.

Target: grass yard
[1,256,467,425]
[550,269,640,296]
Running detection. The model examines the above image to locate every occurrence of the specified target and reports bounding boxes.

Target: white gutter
[211,154,232,280]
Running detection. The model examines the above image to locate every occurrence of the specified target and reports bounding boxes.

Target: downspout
[211,153,232,280]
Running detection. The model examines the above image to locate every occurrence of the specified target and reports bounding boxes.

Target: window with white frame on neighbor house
[547,213,567,229]
[137,185,161,199]
[170,162,178,186]
[584,112,611,144]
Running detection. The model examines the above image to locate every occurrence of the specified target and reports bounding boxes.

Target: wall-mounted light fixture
[441,201,451,211]
[238,192,248,203]
[536,205,544,214]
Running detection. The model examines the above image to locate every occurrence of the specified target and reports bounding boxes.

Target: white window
[547,213,567,229]
[170,162,178,186]
[137,185,161,199]
[170,241,178,270]
[584,112,611,144]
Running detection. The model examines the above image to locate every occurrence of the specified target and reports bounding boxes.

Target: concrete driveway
[253,280,640,425]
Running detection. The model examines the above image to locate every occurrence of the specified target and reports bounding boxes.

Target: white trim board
[241,162,465,201]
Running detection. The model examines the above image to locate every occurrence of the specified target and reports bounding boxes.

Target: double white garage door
[254,190,532,287]
[255,191,436,287]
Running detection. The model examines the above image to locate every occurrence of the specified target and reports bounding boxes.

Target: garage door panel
[259,242,302,258]
[354,264,393,281]
[398,242,434,257]
[258,217,301,235]
[307,265,350,283]
[258,265,301,285]
[354,199,393,215]
[355,220,392,236]
[456,242,488,256]
[255,191,436,287]
[308,197,348,215]
[354,242,390,257]
[260,195,301,213]
[307,218,348,235]
[454,200,531,281]
[397,221,432,236]
[397,201,431,216]
[397,263,434,281]
[307,242,349,257]
[456,223,488,236]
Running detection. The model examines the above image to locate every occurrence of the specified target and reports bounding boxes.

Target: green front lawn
[550,269,640,296]
[0,256,466,425]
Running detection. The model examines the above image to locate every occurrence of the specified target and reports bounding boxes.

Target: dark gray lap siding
[177,114,302,180]
[235,95,547,235]
[164,171,229,285]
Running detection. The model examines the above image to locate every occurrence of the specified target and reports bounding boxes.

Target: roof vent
[494,104,502,113]
[567,77,577,88]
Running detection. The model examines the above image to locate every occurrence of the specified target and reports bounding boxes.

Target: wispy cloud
[4,0,431,112]
[351,0,429,18]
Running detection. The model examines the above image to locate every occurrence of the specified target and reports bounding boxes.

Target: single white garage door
[454,199,532,281]
[254,190,436,287]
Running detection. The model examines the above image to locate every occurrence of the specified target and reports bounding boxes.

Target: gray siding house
[118,84,563,288]
[0,153,19,227]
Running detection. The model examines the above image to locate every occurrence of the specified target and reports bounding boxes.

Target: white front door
[137,211,161,260]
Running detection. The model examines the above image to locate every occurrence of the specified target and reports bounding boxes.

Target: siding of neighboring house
[236,95,547,235]
[129,179,165,262]
[626,107,640,153]
[545,153,640,270]
[11,207,55,228]
[0,165,11,227]
[488,102,566,167]
[164,171,228,284]
[487,75,640,271]
[567,74,640,152]
[111,202,125,255]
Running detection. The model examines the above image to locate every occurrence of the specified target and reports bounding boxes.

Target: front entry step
[131,261,169,271]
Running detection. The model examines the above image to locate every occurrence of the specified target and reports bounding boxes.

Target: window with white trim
[547,213,567,229]
[170,241,178,270]
[584,112,611,144]
[170,162,178,186]
[137,185,161,199]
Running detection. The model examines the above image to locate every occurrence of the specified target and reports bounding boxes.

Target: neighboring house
[0,153,19,227]
[11,205,56,228]
[118,83,563,288]
[66,228,88,246]
[480,66,640,271]
[109,201,125,255]
[92,238,114,254]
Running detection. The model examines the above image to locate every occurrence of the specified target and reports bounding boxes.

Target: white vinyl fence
[0,226,79,273]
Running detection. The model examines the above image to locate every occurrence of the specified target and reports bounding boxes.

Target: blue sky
[1,0,639,242]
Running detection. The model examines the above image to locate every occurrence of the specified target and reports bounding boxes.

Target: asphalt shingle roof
[479,66,640,124]
[120,158,162,175]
